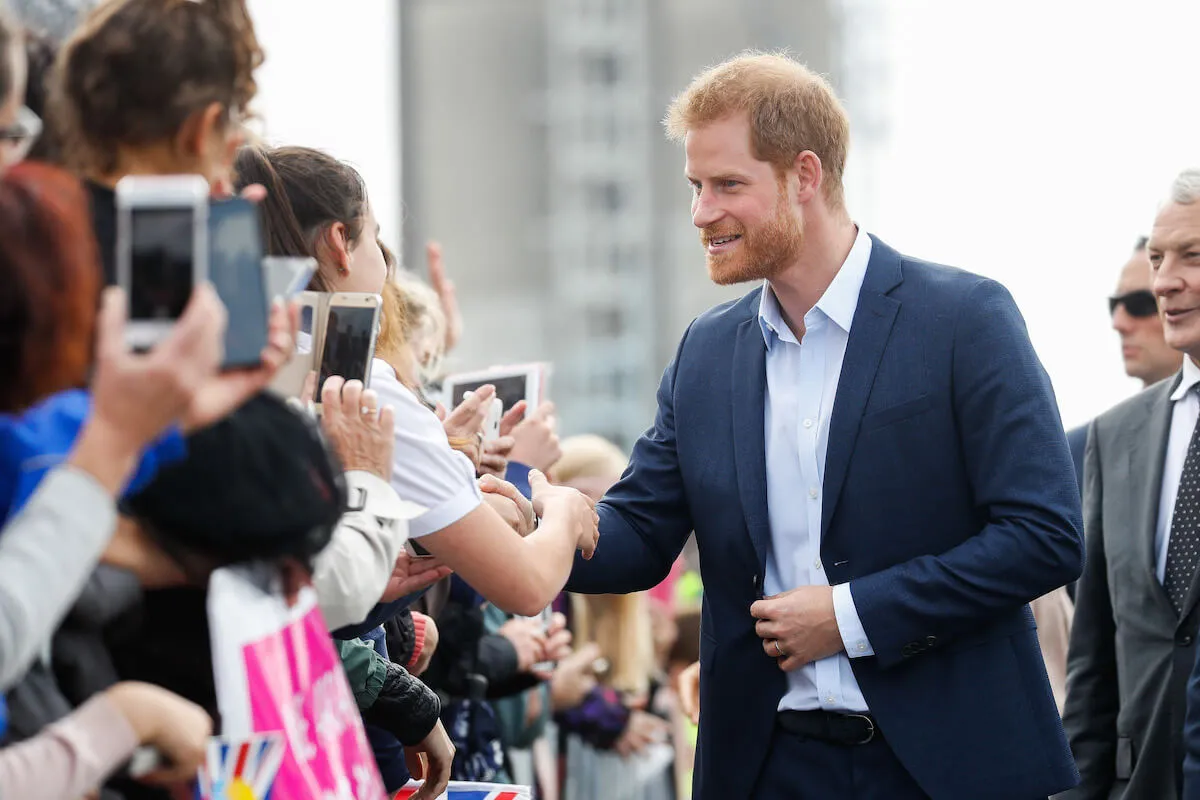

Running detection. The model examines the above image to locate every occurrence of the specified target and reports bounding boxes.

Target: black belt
[777,709,879,745]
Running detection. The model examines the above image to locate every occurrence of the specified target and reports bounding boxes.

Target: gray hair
[1170,168,1200,205]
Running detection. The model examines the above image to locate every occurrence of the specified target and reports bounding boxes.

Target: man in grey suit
[1063,167,1200,799]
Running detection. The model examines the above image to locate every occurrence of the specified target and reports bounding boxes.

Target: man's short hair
[1170,167,1200,206]
[664,51,850,207]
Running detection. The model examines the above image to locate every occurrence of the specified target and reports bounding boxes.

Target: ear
[321,221,352,276]
[175,102,225,162]
[791,150,824,205]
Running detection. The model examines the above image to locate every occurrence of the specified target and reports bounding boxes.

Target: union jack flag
[196,733,286,800]
[392,781,531,800]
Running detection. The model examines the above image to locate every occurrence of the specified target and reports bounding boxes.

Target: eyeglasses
[0,107,43,166]
[1108,289,1159,319]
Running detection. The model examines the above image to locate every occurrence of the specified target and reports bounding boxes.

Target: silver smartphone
[115,175,209,349]
[314,292,382,413]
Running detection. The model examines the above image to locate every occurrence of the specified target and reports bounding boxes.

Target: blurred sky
[851,0,1200,427]
[247,0,1200,428]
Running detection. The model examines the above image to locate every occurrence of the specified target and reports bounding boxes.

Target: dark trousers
[750,724,930,800]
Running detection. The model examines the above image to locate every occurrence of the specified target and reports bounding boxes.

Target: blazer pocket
[860,395,933,433]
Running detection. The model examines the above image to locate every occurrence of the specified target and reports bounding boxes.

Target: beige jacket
[1031,586,1074,713]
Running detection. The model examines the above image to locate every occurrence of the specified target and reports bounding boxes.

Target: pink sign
[241,605,387,800]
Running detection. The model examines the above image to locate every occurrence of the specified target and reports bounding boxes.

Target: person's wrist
[68,416,143,496]
[106,683,160,744]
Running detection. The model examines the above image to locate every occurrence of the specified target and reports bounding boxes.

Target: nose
[692,190,724,229]
[1111,305,1136,334]
[1153,254,1184,300]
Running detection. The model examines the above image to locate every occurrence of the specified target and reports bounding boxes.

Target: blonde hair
[664,51,849,208]
[373,270,446,391]
[550,434,628,484]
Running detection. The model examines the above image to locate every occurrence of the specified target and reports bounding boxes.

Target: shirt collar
[758,226,873,348]
[1170,356,1200,401]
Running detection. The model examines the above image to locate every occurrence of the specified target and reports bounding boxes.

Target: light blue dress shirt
[760,226,875,713]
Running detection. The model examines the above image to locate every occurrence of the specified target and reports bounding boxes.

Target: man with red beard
[566,52,1083,799]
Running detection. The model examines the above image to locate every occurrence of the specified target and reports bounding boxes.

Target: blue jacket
[0,389,185,525]
[567,236,1083,799]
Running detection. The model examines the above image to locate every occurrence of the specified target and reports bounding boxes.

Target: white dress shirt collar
[1170,356,1200,402]
[758,226,873,349]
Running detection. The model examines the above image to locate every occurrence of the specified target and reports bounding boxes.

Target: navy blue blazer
[567,236,1084,799]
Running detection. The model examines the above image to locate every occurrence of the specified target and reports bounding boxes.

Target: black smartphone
[208,196,269,370]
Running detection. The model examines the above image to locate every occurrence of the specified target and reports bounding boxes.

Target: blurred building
[400,0,874,449]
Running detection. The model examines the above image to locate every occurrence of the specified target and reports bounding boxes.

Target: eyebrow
[685,172,754,183]
[1150,237,1200,251]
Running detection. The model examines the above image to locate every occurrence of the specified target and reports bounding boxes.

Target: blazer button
[1179,634,1195,647]
[926,635,938,647]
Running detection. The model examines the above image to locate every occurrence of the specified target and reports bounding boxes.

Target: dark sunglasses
[1108,289,1158,319]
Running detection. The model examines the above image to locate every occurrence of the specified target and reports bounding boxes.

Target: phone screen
[209,199,268,368]
[129,207,195,322]
[317,305,377,393]
[452,374,529,412]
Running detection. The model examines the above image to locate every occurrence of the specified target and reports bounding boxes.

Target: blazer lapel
[731,312,771,575]
[821,239,903,536]
[1128,377,1179,616]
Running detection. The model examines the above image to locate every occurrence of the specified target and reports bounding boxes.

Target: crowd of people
[7,1,1200,800]
[0,1,702,798]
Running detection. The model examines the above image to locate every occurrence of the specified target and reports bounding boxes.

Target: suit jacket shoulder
[1092,376,1179,445]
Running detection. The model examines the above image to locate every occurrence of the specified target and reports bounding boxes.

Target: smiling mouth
[1165,308,1198,321]
[706,234,742,252]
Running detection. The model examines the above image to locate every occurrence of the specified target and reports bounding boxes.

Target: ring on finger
[772,640,784,658]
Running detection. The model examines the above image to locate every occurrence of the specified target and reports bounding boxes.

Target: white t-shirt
[370,358,482,538]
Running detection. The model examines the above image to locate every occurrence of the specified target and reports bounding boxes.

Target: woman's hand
[319,377,395,479]
[438,385,494,469]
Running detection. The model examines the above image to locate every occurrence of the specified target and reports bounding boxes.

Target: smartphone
[483,397,503,443]
[315,292,381,411]
[262,255,317,301]
[115,175,209,349]
[208,196,268,369]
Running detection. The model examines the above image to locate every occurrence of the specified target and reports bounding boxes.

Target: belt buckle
[845,713,875,744]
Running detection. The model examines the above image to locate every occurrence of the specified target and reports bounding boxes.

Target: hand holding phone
[115,175,209,350]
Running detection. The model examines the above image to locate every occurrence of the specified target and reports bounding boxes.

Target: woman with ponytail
[233,143,600,619]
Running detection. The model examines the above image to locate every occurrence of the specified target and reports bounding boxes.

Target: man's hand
[529,469,598,558]
[750,586,844,672]
[182,298,299,432]
[320,377,395,480]
[404,719,454,800]
[379,551,452,603]
[506,401,562,472]
[479,474,536,535]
